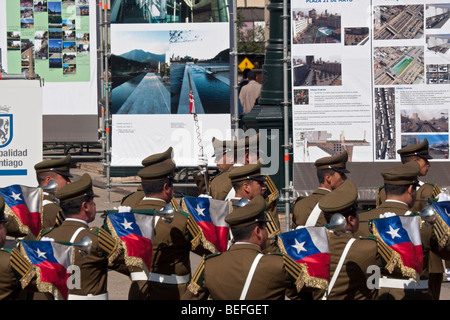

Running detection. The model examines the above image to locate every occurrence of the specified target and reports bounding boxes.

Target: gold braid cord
[181,200,218,254]
[5,204,30,237]
[372,224,419,281]
[105,217,148,274]
[187,255,206,295]
[277,237,328,291]
[433,213,450,248]
[10,248,34,288]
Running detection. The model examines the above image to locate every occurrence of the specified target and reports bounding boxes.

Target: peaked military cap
[314,151,350,173]
[34,155,72,178]
[138,147,175,182]
[225,195,269,228]
[0,195,9,222]
[381,161,420,186]
[397,138,432,159]
[212,137,234,158]
[319,180,358,214]
[229,160,266,183]
[56,173,98,203]
[141,147,173,167]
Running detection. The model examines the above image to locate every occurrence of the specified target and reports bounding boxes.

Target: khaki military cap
[212,137,234,157]
[56,173,98,203]
[34,155,72,178]
[235,133,259,152]
[141,147,173,167]
[397,138,432,159]
[225,195,269,228]
[0,195,9,222]
[314,151,350,173]
[229,160,266,183]
[138,148,175,182]
[381,161,420,186]
[319,180,358,214]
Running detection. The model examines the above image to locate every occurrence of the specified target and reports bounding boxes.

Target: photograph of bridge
[373,5,424,40]
[111,25,230,115]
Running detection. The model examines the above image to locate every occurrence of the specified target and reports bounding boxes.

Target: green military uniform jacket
[183,243,301,300]
[325,232,380,300]
[355,200,450,300]
[209,167,233,200]
[0,250,23,300]
[42,219,123,299]
[375,181,444,298]
[130,198,215,300]
[292,188,330,229]
[42,192,65,231]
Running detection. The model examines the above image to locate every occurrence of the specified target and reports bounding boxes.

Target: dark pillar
[242,0,291,192]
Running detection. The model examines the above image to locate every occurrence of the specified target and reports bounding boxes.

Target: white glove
[437,192,450,202]
[40,237,55,241]
[198,155,208,167]
[114,206,132,213]
[379,212,396,219]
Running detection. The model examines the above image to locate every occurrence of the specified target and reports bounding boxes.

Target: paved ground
[46,161,450,300]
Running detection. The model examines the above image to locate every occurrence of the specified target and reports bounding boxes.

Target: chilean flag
[189,91,195,114]
[21,240,73,300]
[372,215,423,276]
[0,185,42,237]
[278,226,330,282]
[182,197,230,252]
[106,211,154,271]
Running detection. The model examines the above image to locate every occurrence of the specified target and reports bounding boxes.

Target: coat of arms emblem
[0,105,13,148]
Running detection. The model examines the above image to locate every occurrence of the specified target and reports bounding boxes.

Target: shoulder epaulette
[0,248,12,253]
[205,252,222,259]
[37,228,54,240]
[356,235,376,241]
[120,192,135,204]
[378,185,385,192]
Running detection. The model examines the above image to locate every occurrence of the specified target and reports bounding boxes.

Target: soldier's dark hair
[231,221,266,242]
[400,155,420,164]
[317,168,337,184]
[36,171,59,187]
[384,183,412,196]
[142,177,174,196]
[231,179,251,191]
[60,195,93,216]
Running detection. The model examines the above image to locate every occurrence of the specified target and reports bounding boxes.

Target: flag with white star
[277,226,330,290]
[19,240,74,300]
[182,196,230,252]
[105,210,154,274]
[0,185,42,237]
[371,215,423,279]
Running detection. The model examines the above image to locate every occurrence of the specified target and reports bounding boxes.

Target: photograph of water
[111,24,230,114]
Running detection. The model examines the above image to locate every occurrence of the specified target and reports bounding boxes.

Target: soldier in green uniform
[292,151,349,229]
[41,173,126,300]
[229,160,280,253]
[128,148,216,300]
[182,195,304,300]
[375,138,443,299]
[356,162,450,300]
[318,180,381,300]
[121,147,179,210]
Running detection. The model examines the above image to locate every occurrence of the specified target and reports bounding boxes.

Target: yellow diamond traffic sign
[238,58,255,72]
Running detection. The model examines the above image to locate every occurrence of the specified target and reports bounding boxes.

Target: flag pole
[188,71,209,195]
